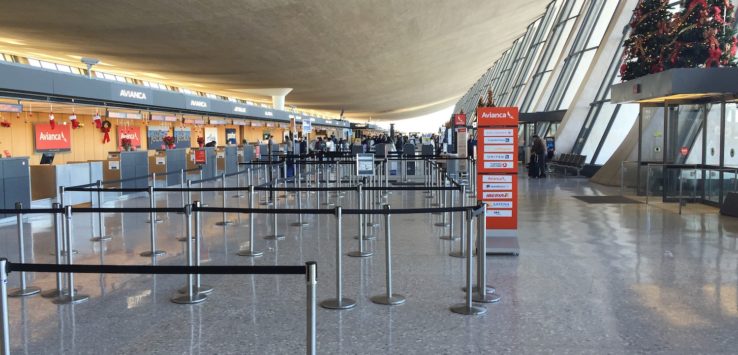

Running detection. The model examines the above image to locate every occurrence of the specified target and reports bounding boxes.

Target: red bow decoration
[69,114,79,129]
[49,113,55,129]
[102,127,110,143]
[93,113,102,129]
[0,121,11,128]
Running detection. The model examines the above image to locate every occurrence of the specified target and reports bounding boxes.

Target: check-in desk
[30,160,102,206]
[149,148,187,186]
[199,147,217,179]
[105,151,149,193]
[224,145,238,174]
[0,157,31,215]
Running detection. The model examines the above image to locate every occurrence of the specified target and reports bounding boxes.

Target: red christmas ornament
[93,113,102,129]
[49,113,55,129]
[101,120,112,144]
[69,114,79,129]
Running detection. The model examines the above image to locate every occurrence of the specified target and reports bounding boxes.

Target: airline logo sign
[189,100,209,109]
[117,126,142,148]
[35,123,71,152]
[478,127,518,173]
[453,113,466,126]
[233,106,248,114]
[477,107,519,127]
[111,84,152,104]
[478,174,517,230]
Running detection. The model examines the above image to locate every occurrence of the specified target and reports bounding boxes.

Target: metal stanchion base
[215,220,235,226]
[140,250,166,257]
[434,222,450,227]
[347,251,373,258]
[178,285,214,294]
[53,294,90,305]
[463,285,496,294]
[370,294,406,305]
[171,293,207,304]
[290,221,310,227]
[41,289,71,298]
[353,235,376,241]
[8,286,41,297]
[263,234,286,240]
[320,298,356,310]
[237,249,264,257]
[177,236,193,242]
[449,303,487,315]
[51,250,78,256]
[146,218,164,224]
[90,235,112,242]
[473,293,501,304]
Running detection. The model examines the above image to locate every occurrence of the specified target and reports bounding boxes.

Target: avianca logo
[119,90,147,100]
[40,132,67,142]
[190,100,208,108]
[120,133,138,140]
[481,111,513,119]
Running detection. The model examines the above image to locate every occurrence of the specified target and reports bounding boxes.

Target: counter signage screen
[117,126,142,149]
[34,123,71,152]
[147,126,169,149]
[174,127,192,148]
[225,128,237,145]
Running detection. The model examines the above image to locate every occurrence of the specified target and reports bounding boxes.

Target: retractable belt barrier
[0,259,318,355]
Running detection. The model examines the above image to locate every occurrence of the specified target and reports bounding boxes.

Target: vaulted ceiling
[0,0,547,120]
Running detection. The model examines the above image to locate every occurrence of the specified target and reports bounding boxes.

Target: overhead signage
[34,123,71,152]
[266,122,275,128]
[174,127,191,148]
[108,111,143,120]
[111,84,153,104]
[264,111,274,117]
[477,107,519,127]
[189,100,208,109]
[151,114,178,122]
[185,98,211,110]
[232,120,247,126]
[251,121,264,127]
[147,125,169,149]
[183,118,205,125]
[356,153,375,176]
[209,119,226,125]
[0,103,22,113]
[279,123,290,128]
[233,105,248,114]
[117,126,142,148]
[454,113,466,126]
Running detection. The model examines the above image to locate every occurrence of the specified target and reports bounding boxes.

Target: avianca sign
[119,89,147,100]
[35,123,71,151]
[190,100,208,108]
[477,107,519,127]
[117,126,142,148]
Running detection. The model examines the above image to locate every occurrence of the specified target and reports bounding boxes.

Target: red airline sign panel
[194,149,207,164]
[453,113,466,126]
[476,107,519,233]
[117,126,142,148]
[34,123,71,152]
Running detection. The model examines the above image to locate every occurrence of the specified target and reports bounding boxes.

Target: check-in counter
[0,157,31,215]
[197,147,217,179]
[106,151,149,193]
[216,147,226,173]
[224,145,238,174]
[148,148,187,186]
[30,161,102,205]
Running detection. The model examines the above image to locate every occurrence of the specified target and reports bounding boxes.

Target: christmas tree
[669,0,737,69]
[621,0,674,81]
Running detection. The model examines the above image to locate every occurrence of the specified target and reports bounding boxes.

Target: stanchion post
[1,258,10,355]
[179,201,213,295]
[238,186,264,257]
[146,173,163,223]
[8,203,40,297]
[90,180,111,242]
[264,184,285,240]
[320,206,356,310]
[140,186,166,257]
[440,188,459,241]
[450,210,486,315]
[172,204,207,304]
[473,204,500,303]
[41,203,64,298]
[53,205,89,304]
[216,173,234,226]
[371,204,406,305]
[306,261,317,355]
[348,184,372,257]
[449,185,467,255]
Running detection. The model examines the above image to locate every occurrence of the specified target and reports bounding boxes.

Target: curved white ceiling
[0,0,547,120]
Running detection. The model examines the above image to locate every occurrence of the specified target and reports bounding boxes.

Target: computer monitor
[40,152,55,165]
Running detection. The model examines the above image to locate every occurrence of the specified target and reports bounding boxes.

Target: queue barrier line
[65,167,203,190]
[0,259,318,355]
[64,184,462,193]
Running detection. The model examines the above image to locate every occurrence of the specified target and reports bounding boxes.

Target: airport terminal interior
[3,0,738,353]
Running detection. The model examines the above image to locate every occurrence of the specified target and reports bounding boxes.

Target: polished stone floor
[3,173,738,354]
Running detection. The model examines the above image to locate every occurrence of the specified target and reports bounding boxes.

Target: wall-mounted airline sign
[251,121,264,127]
[209,119,226,125]
[454,113,466,126]
[279,123,290,128]
[147,126,169,149]
[0,104,22,113]
[232,120,247,126]
[302,119,313,133]
[183,118,205,125]
[117,126,142,148]
[111,84,153,105]
[266,122,275,128]
[174,127,191,148]
[34,123,71,152]
[186,99,210,110]
[477,107,519,127]
[225,128,237,145]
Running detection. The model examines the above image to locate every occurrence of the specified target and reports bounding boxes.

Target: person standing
[532,135,546,178]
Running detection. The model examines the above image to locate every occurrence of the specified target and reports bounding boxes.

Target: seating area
[549,153,587,176]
